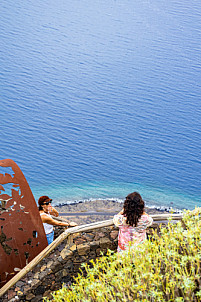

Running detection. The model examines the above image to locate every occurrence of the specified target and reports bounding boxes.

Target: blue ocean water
[0,0,201,210]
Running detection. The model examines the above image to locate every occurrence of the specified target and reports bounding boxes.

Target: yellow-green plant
[45,209,201,302]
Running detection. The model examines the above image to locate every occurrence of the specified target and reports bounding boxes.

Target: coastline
[54,199,182,225]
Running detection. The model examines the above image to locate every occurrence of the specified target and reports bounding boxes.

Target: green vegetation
[45,209,201,302]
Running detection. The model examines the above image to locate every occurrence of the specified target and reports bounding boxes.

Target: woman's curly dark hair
[123,192,145,227]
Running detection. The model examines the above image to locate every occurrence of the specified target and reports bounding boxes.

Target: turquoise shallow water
[30,180,198,211]
[0,0,201,209]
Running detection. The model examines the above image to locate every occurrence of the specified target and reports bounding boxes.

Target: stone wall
[0,214,179,302]
[1,224,119,302]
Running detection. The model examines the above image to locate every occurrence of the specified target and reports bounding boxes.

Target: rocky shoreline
[54,199,180,225]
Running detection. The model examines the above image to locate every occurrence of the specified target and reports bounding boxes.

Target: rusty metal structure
[0,159,48,288]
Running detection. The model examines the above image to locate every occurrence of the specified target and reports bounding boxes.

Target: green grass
[45,209,201,302]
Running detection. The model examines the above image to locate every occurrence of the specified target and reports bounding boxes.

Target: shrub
[45,209,201,302]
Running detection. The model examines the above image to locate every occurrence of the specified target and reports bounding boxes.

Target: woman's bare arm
[41,214,77,227]
[49,206,59,217]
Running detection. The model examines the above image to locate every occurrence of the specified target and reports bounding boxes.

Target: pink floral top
[113,213,153,252]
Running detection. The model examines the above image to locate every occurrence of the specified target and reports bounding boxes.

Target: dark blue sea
[1,0,201,210]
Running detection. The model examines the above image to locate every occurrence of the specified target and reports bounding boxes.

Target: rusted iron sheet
[0,159,48,288]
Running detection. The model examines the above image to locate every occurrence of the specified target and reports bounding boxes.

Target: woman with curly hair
[113,192,153,252]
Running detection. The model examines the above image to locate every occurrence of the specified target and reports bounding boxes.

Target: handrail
[0,213,183,297]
